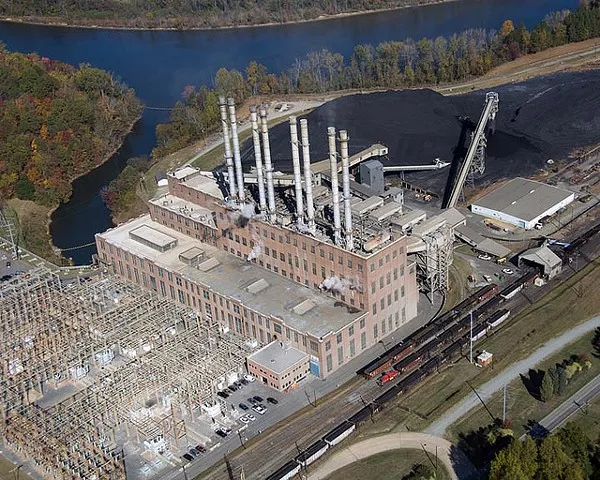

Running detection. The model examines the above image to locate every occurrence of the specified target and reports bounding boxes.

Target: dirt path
[425,314,600,436]
[306,432,477,480]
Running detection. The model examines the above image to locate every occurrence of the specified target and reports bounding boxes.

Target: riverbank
[14,113,143,266]
[0,0,455,32]
[156,37,600,174]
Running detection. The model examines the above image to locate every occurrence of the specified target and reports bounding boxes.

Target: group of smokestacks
[290,118,353,251]
[219,97,353,251]
[328,127,353,251]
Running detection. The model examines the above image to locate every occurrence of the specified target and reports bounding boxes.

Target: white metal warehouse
[470,177,575,229]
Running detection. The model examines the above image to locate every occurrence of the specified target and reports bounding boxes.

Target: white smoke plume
[246,224,264,261]
[247,243,263,261]
[239,202,256,220]
[319,276,362,294]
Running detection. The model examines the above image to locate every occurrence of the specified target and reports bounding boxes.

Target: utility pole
[420,443,436,472]
[466,381,495,421]
[502,385,507,423]
[469,311,474,364]
[238,430,245,449]
[182,465,188,480]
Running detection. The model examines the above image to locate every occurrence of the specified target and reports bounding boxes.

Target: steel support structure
[0,270,253,480]
[446,92,499,208]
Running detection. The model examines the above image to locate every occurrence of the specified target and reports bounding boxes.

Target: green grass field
[324,449,450,480]
[449,332,599,440]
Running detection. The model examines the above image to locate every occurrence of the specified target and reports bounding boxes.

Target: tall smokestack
[219,95,236,199]
[339,130,353,251]
[227,97,245,202]
[259,106,276,221]
[300,119,315,234]
[250,107,267,214]
[328,127,342,246]
[289,116,304,225]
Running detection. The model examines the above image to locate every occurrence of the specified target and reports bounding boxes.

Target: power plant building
[96,99,441,381]
[470,177,575,230]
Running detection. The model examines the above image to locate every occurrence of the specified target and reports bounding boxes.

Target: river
[0,0,578,264]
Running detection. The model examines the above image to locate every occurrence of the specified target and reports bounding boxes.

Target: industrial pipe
[219,96,236,198]
[289,116,304,225]
[250,107,267,214]
[300,119,315,233]
[227,97,245,202]
[328,127,342,246]
[259,106,276,221]
[339,130,353,251]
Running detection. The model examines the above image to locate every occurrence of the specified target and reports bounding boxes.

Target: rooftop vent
[179,247,205,267]
[197,257,220,272]
[246,278,269,294]
[291,299,316,315]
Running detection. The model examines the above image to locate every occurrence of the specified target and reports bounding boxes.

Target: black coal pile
[241,69,600,196]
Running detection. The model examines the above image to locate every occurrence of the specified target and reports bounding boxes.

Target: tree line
[152,1,600,159]
[0,0,456,30]
[0,44,143,207]
[489,423,600,480]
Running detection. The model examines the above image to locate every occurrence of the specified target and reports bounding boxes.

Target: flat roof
[170,166,198,180]
[129,225,177,249]
[99,216,366,338]
[182,172,224,200]
[247,341,309,374]
[472,178,574,222]
[150,194,217,228]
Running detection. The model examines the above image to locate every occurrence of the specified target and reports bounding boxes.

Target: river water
[0,0,578,264]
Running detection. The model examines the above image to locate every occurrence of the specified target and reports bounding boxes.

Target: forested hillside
[152,2,600,159]
[0,44,142,260]
[0,45,142,206]
[0,0,443,29]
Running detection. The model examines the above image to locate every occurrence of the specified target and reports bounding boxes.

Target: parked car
[244,374,256,382]
[217,391,229,399]
[478,254,492,261]
[252,404,267,415]
[195,445,207,453]
[234,381,243,389]
[247,397,257,404]
[246,414,256,422]
[238,403,249,410]
[1,274,12,282]
[266,397,279,405]
[239,416,250,424]
[189,448,199,457]
[215,430,227,438]
[502,268,515,275]
[183,453,194,461]
[240,378,249,385]
[253,396,264,403]
[228,385,238,392]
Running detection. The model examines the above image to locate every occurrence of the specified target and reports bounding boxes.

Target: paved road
[538,373,600,433]
[306,432,477,480]
[426,315,600,437]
